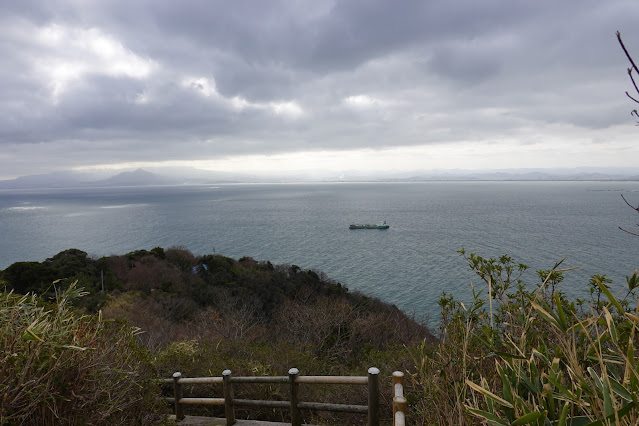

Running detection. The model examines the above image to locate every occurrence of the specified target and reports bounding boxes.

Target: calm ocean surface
[1,181,639,320]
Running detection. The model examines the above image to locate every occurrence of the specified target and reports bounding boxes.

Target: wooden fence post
[172,371,184,421]
[223,369,236,426]
[392,371,407,426]
[289,367,302,426]
[367,367,380,426]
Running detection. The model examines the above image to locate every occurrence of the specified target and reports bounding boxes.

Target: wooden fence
[392,371,407,426]
[161,367,407,426]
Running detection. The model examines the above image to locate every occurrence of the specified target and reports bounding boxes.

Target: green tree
[3,261,60,294]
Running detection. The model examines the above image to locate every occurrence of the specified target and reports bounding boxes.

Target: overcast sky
[2,0,639,179]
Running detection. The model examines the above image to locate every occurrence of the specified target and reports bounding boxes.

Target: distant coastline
[2,166,639,190]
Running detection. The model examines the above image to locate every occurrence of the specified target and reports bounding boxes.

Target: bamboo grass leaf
[531,301,562,331]
[583,401,636,425]
[552,258,566,270]
[595,277,624,315]
[567,317,599,334]
[510,410,542,425]
[22,328,44,342]
[466,379,515,408]
[482,377,496,412]
[555,293,568,330]
[607,376,632,402]
[521,373,538,394]
[601,375,613,418]
[557,402,570,426]
[628,339,639,390]
[544,374,576,400]
[532,349,552,367]
[59,345,89,351]
[490,351,528,360]
[587,368,603,393]
[602,307,619,347]
[466,406,510,425]
[624,312,639,323]
[567,417,593,426]
[497,362,514,404]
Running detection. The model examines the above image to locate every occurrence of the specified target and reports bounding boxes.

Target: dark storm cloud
[1,0,639,177]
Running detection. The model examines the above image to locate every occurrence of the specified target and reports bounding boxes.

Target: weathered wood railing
[392,371,407,426]
[161,367,386,426]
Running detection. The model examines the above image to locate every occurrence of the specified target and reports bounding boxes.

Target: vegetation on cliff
[3,246,639,425]
[1,247,430,424]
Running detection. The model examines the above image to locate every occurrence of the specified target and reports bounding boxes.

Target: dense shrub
[2,261,60,294]
[0,283,167,425]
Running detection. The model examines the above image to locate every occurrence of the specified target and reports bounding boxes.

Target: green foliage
[410,249,639,425]
[0,282,167,424]
[43,249,97,280]
[150,246,166,259]
[1,249,116,298]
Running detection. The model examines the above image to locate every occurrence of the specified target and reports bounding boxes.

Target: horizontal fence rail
[160,367,388,426]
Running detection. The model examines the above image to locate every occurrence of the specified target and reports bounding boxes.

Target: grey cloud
[2,0,639,178]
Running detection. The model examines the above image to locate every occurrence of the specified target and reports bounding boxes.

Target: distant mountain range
[1,167,639,189]
[0,168,245,189]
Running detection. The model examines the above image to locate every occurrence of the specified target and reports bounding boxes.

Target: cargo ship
[349,221,389,230]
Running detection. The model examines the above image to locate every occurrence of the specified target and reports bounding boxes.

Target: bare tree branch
[619,226,639,237]
[621,194,639,212]
[618,31,639,74]
[626,91,639,104]
[628,68,639,100]
[619,31,639,125]
[617,33,639,236]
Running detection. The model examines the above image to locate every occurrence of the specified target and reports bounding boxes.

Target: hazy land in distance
[3,167,639,189]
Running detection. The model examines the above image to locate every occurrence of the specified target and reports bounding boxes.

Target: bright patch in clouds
[184,77,218,97]
[270,101,303,117]
[344,94,390,109]
[34,24,155,100]
[183,76,304,118]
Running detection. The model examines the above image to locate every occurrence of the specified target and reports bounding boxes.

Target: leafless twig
[619,226,639,237]
[618,31,639,126]
[621,194,639,212]
[618,31,639,75]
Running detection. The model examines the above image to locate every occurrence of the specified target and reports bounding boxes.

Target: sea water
[1,181,639,320]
